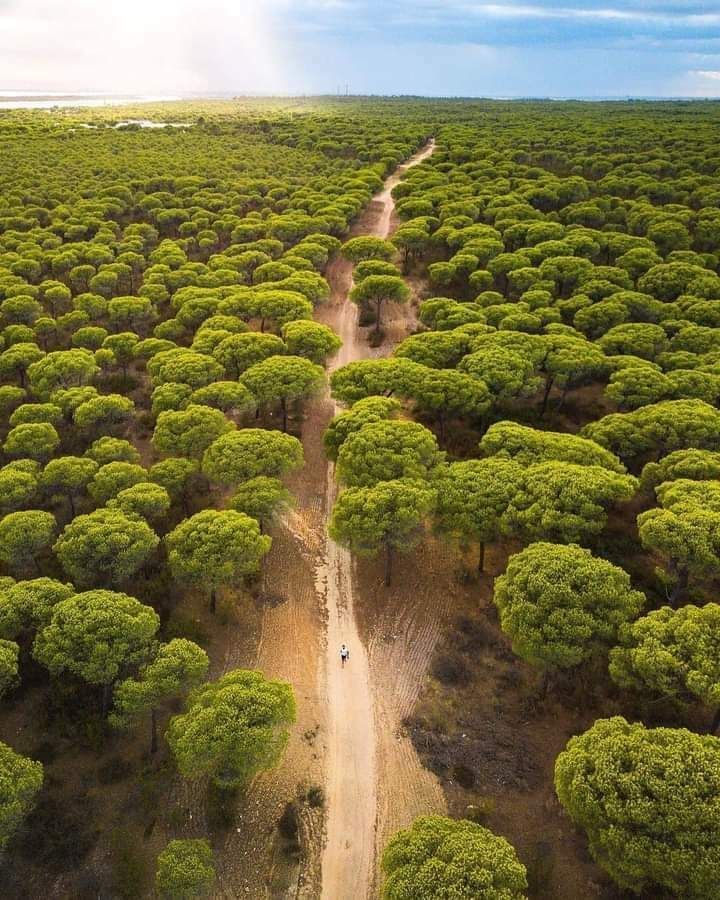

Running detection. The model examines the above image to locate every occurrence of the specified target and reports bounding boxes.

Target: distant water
[0,92,181,110]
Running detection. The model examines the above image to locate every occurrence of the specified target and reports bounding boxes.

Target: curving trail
[317,140,439,900]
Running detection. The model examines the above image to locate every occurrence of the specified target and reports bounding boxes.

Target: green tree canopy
[341,236,396,263]
[381,815,528,900]
[111,638,209,754]
[281,320,341,364]
[336,419,442,487]
[0,577,74,641]
[229,476,293,532]
[610,603,720,730]
[637,505,720,605]
[330,357,422,404]
[0,511,56,574]
[166,510,271,612]
[330,478,435,586]
[3,422,59,461]
[0,741,43,851]
[212,331,286,378]
[88,461,148,506]
[40,456,98,516]
[502,461,637,545]
[555,716,720,898]
[108,482,171,524]
[583,400,720,462]
[325,396,401,463]
[494,542,645,669]
[435,458,524,572]
[155,839,216,900]
[53,508,159,587]
[240,355,324,432]
[640,448,720,492]
[404,367,491,443]
[152,404,235,459]
[33,589,159,694]
[349,274,411,334]
[0,640,19,698]
[480,421,626,473]
[202,428,303,487]
[166,669,296,787]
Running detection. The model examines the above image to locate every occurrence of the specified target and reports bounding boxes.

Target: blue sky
[0,0,719,97]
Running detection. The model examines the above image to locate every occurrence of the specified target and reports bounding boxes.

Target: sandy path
[318,140,439,900]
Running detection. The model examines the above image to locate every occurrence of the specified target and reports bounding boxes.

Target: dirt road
[318,139,440,900]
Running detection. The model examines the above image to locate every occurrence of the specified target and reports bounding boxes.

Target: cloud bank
[1,0,719,97]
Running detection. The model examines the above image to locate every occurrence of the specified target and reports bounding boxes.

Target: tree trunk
[281,397,288,433]
[437,410,446,446]
[555,385,569,414]
[710,707,720,735]
[374,298,383,334]
[669,565,689,607]
[150,707,158,755]
[101,682,111,718]
[540,376,555,416]
[478,541,486,574]
[68,493,76,518]
[210,588,217,615]
[384,542,393,587]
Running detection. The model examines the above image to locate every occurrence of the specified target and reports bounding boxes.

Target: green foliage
[40,456,98,512]
[189,381,253,413]
[240,355,324,430]
[480,421,626,473]
[85,436,141,466]
[584,400,720,461]
[0,510,57,572]
[495,542,645,669]
[0,741,43,851]
[166,669,295,787]
[53,508,159,587]
[88,461,148,505]
[3,422,59,460]
[0,640,19,698]
[166,510,271,599]
[202,428,303,486]
[0,577,75,639]
[330,479,435,584]
[111,639,209,733]
[381,815,528,900]
[155,839,215,899]
[325,396,401,461]
[502,461,637,544]
[281,320,341,364]
[555,717,720,898]
[349,275,410,332]
[109,482,171,523]
[336,419,442,487]
[212,332,286,378]
[341,236,396,263]
[435,458,524,568]
[610,604,720,709]
[33,589,159,687]
[640,448,720,492]
[152,404,235,458]
[229,476,292,529]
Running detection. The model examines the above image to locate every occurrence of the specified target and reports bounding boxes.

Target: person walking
[340,644,349,666]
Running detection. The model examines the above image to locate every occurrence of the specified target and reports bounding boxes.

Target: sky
[1,0,719,98]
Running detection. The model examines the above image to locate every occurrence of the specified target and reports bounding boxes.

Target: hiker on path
[340,644,349,666]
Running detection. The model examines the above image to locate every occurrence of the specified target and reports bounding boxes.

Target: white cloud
[0,0,292,93]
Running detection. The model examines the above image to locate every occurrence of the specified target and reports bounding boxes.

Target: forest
[0,97,719,899]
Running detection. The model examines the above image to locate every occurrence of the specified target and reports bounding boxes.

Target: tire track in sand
[318,140,440,900]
